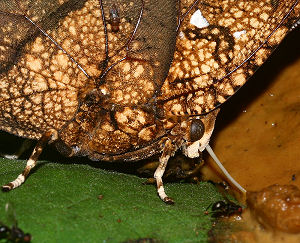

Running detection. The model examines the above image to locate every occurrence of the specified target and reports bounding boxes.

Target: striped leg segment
[154,139,175,204]
[2,130,57,191]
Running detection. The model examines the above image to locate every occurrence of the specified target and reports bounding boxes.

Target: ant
[0,203,31,242]
[205,181,243,218]
[205,200,242,218]
[0,224,31,243]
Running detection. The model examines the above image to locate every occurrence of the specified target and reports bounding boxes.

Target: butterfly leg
[154,138,176,204]
[2,130,57,191]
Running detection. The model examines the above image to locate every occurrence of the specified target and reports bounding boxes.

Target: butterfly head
[182,109,219,158]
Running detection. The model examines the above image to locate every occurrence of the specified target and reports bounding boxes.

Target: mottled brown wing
[159,0,300,117]
[0,0,178,140]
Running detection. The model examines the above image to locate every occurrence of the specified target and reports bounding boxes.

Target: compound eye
[190,119,205,142]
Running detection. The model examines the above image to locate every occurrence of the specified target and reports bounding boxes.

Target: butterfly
[0,0,299,203]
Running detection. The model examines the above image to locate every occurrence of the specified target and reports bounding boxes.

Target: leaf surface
[0,158,223,243]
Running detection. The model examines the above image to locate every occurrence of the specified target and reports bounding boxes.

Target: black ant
[0,203,31,242]
[205,180,243,218]
[205,199,242,218]
[0,224,31,243]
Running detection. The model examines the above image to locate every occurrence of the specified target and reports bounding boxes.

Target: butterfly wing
[159,0,300,117]
[0,0,178,146]
[0,1,89,139]
[55,0,179,158]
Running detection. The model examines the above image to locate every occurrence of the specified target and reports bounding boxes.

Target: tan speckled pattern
[160,0,299,116]
[0,0,298,161]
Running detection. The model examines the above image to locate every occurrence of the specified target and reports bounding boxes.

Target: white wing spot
[190,10,210,29]
[101,89,107,95]
[233,30,247,39]
[178,31,185,39]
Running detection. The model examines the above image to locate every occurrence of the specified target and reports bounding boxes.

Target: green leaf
[0,158,223,243]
